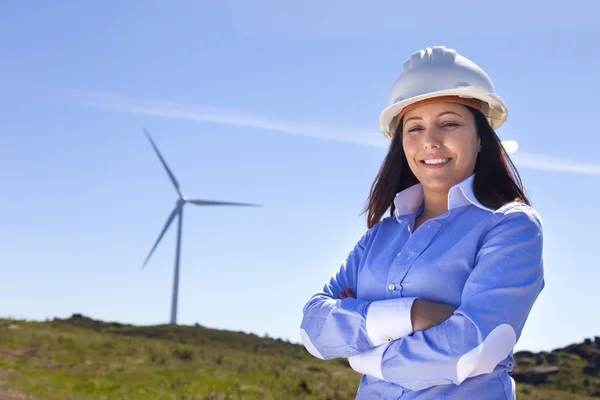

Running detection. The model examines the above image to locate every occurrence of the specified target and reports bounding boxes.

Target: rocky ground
[512,336,600,397]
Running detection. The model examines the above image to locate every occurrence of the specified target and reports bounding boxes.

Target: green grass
[516,385,596,400]
[0,316,595,399]
[0,317,355,400]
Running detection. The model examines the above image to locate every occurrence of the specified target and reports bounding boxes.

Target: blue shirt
[300,174,545,399]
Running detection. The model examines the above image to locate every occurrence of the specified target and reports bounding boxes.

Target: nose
[421,126,442,149]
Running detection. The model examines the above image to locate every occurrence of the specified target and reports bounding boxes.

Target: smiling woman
[299,46,544,399]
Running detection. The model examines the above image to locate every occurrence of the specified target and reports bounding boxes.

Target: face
[401,102,480,194]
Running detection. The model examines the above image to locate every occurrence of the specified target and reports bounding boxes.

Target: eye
[407,126,423,133]
[441,121,460,128]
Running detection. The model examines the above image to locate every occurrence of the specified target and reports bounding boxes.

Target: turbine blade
[187,199,262,207]
[144,128,185,198]
[141,207,178,269]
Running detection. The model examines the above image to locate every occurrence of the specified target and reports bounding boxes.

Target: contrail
[69,89,388,148]
[512,152,600,176]
[69,89,600,176]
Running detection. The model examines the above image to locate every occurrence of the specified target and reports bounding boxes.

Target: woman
[300,46,544,399]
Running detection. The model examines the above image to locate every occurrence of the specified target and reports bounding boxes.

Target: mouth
[420,158,452,168]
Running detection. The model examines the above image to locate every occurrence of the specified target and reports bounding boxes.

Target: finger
[339,291,347,299]
[345,288,355,298]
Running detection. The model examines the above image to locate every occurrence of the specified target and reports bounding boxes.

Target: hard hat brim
[379,88,509,140]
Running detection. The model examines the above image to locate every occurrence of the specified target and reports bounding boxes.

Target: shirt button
[397,252,401,257]
[386,336,393,342]
[388,284,396,291]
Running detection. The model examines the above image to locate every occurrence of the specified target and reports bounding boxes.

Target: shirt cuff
[366,297,417,346]
[347,343,389,380]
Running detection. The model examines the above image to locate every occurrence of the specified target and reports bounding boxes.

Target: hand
[411,299,456,332]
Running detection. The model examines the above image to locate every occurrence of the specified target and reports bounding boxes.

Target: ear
[477,136,482,153]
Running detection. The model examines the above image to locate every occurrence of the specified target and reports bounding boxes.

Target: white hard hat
[379,46,517,154]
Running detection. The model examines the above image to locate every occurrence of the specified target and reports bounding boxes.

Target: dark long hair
[362,107,530,229]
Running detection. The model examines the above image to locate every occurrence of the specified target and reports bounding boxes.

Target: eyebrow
[403,111,464,125]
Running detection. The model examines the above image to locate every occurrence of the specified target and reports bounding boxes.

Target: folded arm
[300,224,418,360]
[348,205,545,391]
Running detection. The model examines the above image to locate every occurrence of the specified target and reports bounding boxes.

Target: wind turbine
[141,128,261,325]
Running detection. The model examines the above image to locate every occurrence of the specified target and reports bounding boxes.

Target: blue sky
[1,1,599,353]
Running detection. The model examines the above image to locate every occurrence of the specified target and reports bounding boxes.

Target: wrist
[410,299,421,331]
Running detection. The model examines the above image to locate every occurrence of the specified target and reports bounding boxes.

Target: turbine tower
[141,129,261,325]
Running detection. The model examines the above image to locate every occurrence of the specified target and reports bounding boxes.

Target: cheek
[448,132,479,160]
[402,137,418,159]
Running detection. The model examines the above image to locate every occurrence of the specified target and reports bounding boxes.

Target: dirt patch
[0,369,33,400]
[0,349,35,358]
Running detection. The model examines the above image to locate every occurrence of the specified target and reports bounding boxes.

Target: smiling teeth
[424,158,449,165]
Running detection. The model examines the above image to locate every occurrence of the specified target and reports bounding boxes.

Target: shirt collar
[393,174,495,218]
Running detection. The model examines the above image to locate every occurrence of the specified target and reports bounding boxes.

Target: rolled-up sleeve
[348,205,545,391]
[300,223,417,360]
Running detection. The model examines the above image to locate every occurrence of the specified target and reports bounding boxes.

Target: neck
[420,188,449,219]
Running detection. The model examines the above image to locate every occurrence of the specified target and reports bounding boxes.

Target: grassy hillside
[0,315,596,399]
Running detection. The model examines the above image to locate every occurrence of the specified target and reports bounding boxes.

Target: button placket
[390,225,440,293]
[387,221,442,298]
[387,235,412,297]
